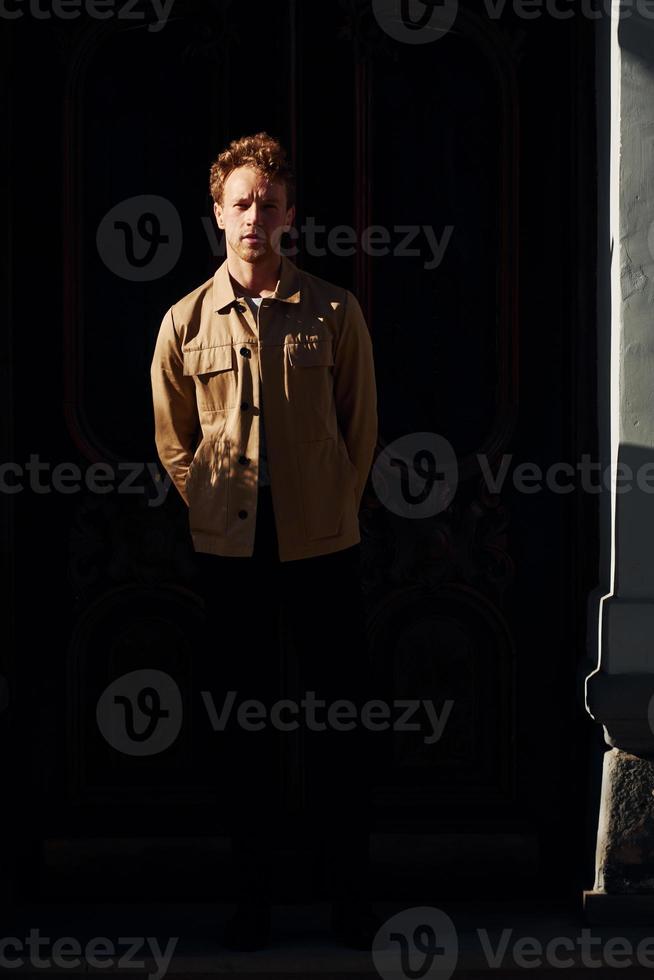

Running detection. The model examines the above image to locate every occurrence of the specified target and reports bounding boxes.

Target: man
[150,132,379,950]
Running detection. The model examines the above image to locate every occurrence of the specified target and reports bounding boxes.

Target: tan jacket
[150,253,378,561]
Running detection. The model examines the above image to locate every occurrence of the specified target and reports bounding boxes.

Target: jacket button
[238,455,249,465]
[241,401,250,411]
[239,347,251,357]
[238,510,248,519]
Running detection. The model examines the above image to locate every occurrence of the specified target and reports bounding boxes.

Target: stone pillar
[584,8,654,923]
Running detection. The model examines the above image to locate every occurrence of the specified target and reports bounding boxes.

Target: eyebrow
[232,195,280,204]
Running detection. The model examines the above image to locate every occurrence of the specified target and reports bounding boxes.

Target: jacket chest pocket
[183,345,237,413]
[286,340,335,430]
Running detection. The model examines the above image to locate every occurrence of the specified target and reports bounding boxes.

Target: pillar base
[591,749,654,902]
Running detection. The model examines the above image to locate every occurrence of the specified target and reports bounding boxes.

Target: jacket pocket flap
[183,345,234,376]
[286,341,334,367]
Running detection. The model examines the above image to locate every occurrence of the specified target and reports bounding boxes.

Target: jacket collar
[213,252,301,313]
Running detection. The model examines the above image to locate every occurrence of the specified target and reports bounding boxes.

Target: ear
[214,201,224,229]
[284,204,296,232]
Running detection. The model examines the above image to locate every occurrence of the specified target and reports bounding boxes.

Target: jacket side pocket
[185,438,230,537]
[297,436,352,540]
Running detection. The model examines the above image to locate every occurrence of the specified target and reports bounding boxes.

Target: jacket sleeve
[150,306,199,506]
[333,289,378,511]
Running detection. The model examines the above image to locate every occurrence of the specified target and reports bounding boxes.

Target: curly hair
[209,131,296,210]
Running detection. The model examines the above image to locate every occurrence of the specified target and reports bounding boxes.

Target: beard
[229,230,285,264]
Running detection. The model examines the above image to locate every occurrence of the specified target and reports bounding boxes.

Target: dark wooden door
[3,0,598,902]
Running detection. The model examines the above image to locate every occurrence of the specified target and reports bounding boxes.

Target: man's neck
[227,251,281,299]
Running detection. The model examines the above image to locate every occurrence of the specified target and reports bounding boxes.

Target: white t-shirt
[242,295,271,487]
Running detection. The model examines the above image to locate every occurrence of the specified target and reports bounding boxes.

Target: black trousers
[193,484,373,903]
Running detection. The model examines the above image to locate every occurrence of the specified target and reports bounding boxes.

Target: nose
[246,201,263,223]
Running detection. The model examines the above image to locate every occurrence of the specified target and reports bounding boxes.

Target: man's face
[214,165,295,265]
